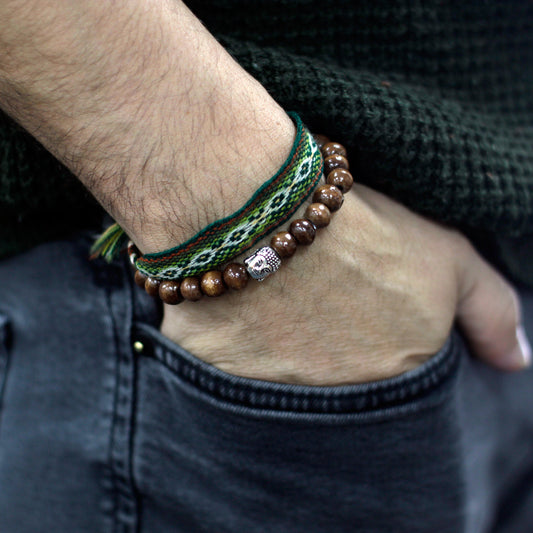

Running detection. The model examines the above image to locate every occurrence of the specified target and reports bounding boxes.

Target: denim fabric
[0,236,532,533]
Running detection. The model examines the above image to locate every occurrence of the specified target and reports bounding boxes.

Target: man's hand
[162,184,531,385]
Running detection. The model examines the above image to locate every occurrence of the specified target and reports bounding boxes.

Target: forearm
[0,0,294,251]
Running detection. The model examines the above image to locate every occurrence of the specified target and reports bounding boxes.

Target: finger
[456,240,531,371]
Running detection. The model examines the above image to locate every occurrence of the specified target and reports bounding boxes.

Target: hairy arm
[0,0,294,251]
[0,0,529,384]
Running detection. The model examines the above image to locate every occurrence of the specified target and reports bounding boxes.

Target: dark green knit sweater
[1,1,532,282]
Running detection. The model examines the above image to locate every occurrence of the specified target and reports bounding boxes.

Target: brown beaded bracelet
[129,136,353,305]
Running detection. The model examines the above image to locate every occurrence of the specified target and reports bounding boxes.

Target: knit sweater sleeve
[0,0,531,270]
[216,34,533,237]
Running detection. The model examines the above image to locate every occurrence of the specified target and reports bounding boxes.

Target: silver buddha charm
[244,246,281,281]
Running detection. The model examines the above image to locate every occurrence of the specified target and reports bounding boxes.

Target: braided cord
[136,113,323,279]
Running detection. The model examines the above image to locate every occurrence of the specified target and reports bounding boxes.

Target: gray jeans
[0,236,532,532]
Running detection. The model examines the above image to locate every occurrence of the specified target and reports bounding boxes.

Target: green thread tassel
[90,222,128,262]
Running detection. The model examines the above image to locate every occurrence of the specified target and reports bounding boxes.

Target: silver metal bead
[244,246,281,281]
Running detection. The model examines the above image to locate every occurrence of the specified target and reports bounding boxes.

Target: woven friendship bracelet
[135,113,323,280]
[129,135,354,304]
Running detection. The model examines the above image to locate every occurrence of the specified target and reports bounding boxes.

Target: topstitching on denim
[131,321,461,416]
[0,313,11,433]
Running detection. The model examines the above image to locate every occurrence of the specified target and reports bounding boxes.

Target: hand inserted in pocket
[162,184,531,385]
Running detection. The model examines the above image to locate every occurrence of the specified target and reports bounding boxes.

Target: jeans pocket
[131,321,462,419]
[131,323,466,533]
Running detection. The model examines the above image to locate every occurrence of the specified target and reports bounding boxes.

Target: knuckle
[449,229,472,257]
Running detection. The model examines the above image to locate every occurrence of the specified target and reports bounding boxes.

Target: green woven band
[136,113,323,280]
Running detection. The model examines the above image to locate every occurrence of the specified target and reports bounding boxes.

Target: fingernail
[516,324,532,367]
[506,325,532,369]
[506,293,532,369]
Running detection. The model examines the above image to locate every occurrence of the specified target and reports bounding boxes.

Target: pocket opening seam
[132,323,462,415]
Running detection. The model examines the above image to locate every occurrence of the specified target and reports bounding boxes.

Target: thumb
[456,241,531,371]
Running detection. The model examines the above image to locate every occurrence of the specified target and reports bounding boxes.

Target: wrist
[128,100,296,254]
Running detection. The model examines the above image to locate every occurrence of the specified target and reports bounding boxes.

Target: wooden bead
[270,231,297,258]
[223,263,249,290]
[159,280,183,305]
[145,277,161,297]
[313,134,330,149]
[326,168,353,193]
[324,154,349,174]
[313,184,344,212]
[321,142,347,158]
[305,203,331,228]
[289,218,316,245]
[180,277,203,301]
[134,270,148,288]
[200,270,226,297]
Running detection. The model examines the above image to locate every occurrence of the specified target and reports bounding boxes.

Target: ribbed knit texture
[0,1,532,278]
